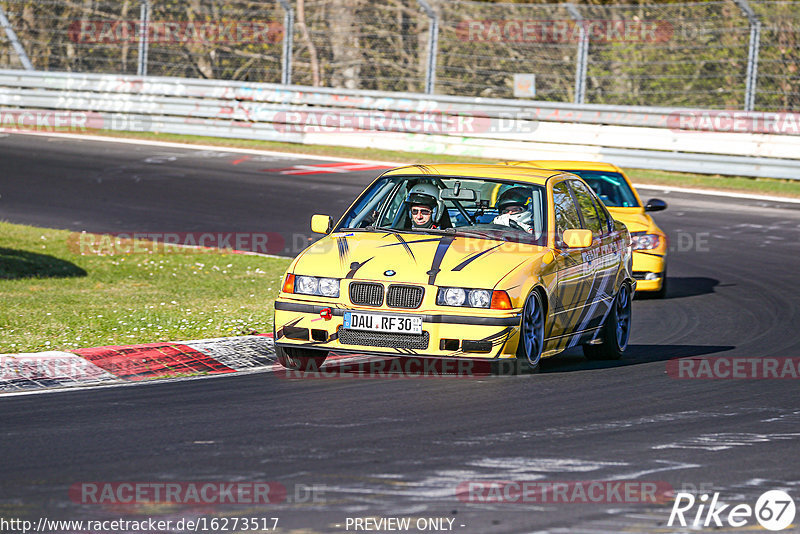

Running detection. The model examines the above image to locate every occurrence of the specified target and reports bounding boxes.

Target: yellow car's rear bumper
[274,299,522,359]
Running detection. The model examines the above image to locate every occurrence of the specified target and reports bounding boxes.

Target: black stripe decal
[275,317,303,340]
[336,237,350,267]
[391,233,416,262]
[452,326,516,357]
[346,257,374,279]
[379,237,442,248]
[414,164,436,174]
[451,244,502,272]
[427,235,455,285]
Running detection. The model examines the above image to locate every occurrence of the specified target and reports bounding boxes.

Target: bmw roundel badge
[384,270,396,277]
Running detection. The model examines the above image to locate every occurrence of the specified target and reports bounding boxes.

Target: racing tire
[583,283,632,361]
[514,290,545,374]
[275,345,328,371]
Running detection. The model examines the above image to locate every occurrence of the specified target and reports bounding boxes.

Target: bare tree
[328,0,362,89]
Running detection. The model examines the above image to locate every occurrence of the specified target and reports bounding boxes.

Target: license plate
[343,312,422,334]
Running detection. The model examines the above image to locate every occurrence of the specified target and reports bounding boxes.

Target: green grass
[97,130,800,199]
[0,221,290,354]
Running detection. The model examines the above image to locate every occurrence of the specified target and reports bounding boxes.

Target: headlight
[296,275,319,295]
[318,278,339,297]
[437,287,492,308]
[294,275,340,297]
[442,287,466,306]
[468,289,491,308]
[631,233,661,250]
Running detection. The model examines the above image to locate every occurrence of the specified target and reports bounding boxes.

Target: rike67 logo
[668,490,796,531]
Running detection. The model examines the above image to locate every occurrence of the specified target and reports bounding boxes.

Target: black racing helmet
[496,186,532,212]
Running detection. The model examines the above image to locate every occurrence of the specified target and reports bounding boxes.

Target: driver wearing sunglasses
[406,182,441,230]
[410,205,434,228]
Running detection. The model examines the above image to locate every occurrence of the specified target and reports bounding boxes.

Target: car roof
[505,160,623,173]
[382,163,563,186]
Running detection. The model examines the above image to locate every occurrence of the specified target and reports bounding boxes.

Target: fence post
[417,0,439,94]
[137,0,150,76]
[0,5,34,70]
[733,0,761,111]
[277,0,294,85]
[566,4,588,104]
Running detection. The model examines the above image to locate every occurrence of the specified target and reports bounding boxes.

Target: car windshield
[562,170,640,208]
[337,175,547,245]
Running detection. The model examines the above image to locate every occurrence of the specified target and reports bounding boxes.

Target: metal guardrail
[1,69,799,179]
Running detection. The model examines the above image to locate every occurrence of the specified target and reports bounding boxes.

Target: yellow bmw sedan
[506,161,668,297]
[273,164,635,373]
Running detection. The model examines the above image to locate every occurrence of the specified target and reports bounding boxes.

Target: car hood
[292,230,549,288]
[607,207,653,233]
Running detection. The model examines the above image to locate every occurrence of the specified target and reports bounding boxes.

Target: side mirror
[644,199,667,212]
[311,214,333,234]
[562,229,592,248]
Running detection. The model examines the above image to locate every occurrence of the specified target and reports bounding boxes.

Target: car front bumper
[631,250,666,292]
[274,299,523,359]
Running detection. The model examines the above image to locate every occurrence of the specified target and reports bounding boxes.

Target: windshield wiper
[414,227,456,235]
[365,225,405,234]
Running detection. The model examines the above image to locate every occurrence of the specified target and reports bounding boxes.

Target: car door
[548,181,594,344]
[568,179,621,331]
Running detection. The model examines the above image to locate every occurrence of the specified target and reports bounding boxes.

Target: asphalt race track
[1,133,799,533]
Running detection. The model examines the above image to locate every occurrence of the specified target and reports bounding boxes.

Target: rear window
[562,170,639,208]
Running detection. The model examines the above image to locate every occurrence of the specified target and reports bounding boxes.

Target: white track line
[0,365,277,398]
[632,183,800,204]
[9,131,404,166]
[10,131,800,204]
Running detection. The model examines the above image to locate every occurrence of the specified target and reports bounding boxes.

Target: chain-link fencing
[0,0,798,111]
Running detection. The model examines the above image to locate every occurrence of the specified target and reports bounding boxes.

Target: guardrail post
[0,5,34,71]
[137,0,150,76]
[734,0,761,111]
[277,0,294,85]
[566,4,588,104]
[417,0,438,94]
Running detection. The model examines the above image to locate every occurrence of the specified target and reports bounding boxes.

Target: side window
[594,197,611,233]
[377,182,410,227]
[569,180,604,235]
[552,182,582,247]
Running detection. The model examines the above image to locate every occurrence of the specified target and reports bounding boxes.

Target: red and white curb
[0,334,277,394]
